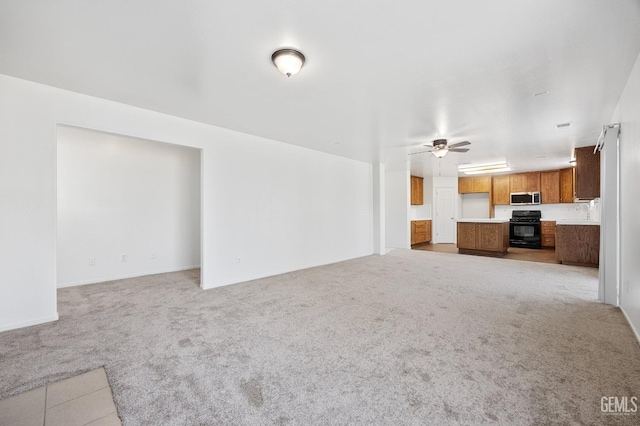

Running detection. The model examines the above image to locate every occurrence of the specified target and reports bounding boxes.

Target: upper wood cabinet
[509,173,527,193]
[492,175,510,205]
[560,167,575,203]
[540,170,560,204]
[509,172,540,192]
[458,177,472,194]
[458,176,490,194]
[410,175,424,205]
[575,146,600,199]
[526,172,541,192]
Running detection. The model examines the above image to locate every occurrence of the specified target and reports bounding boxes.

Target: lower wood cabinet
[457,221,509,254]
[411,220,432,245]
[541,221,556,248]
[556,224,599,267]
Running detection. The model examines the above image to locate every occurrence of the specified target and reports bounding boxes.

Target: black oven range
[509,210,541,249]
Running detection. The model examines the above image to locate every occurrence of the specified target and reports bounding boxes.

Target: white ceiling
[1,0,639,176]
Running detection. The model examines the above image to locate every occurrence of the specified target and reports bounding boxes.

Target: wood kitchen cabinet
[540,170,560,204]
[526,172,541,192]
[410,176,424,205]
[458,176,491,194]
[575,146,600,199]
[560,167,575,203]
[541,220,556,248]
[411,220,432,245]
[457,221,509,254]
[492,175,510,205]
[556,224,599,267]
[509,173,527,193]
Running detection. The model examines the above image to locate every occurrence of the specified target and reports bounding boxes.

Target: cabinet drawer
[414,232,429,244]
[541,222,556,235]
[541,236,556,247]
[414,223,427,233]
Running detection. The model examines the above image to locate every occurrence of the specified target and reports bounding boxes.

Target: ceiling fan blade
[448,141,471,148]
[408,150,434,155]
[448,148,470,153]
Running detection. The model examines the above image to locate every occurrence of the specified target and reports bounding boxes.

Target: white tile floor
[0,368,121,426]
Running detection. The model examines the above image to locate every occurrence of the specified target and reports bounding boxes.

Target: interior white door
[435,187,455,243]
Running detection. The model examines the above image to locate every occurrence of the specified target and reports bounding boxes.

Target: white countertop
[556,220,600,226]
[411,218,432,221]
[457,218,510,223]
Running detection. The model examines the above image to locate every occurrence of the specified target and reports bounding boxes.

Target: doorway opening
[55,125,202,291]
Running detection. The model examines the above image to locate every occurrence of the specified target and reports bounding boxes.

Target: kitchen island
[457,219,510,255]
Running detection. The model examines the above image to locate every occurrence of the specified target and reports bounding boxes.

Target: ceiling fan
[410,139,471,158]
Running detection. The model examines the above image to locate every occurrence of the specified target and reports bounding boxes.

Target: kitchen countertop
[556,220,600,226]
[457,218,510,223]
[411,218,432,221]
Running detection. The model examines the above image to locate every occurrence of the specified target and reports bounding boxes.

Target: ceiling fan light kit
[432,149,448,158]
[271,48,305,77]
[408,139,471,157]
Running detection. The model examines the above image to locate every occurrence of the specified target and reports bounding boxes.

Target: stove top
[510,210,542,223]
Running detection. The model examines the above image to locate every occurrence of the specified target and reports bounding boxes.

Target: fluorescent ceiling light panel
[458,162,511,175]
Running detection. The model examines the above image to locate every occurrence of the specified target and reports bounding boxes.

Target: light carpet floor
[1,249,639,425]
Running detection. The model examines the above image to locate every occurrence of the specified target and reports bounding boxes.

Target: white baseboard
[620,306,640,346]
[57,265,201,288]
[0,313,59,333]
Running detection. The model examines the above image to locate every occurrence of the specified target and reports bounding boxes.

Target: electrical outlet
[236,258,241,264]
[89,258,95,266]
[150,252,156,259]
[121,254,127,262]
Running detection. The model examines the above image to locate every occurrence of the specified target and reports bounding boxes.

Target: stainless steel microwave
[510,192,541,205]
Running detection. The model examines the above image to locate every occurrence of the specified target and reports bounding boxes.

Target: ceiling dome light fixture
[271,48,305,77]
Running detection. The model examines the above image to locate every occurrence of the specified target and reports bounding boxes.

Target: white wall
[612,51,640,341]
[57,126,201,287]
[385,166,410,249]
[0,74,373,332]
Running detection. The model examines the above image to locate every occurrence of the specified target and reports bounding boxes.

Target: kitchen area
[410,146,601,267]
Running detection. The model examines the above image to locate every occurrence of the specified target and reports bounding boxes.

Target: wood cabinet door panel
[457,223,477,249]
[560,168,575,203]
[526,172,541,192]
[509,174,527,193]
[458,177,472,194]
[410,176,424,205]
[575,146,600,199]
[540,171,560,204]
[478,224,500,250]
[473,176,491,193]
[492,175,510,205]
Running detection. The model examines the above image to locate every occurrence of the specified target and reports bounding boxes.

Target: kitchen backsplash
[493,199,600,221]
